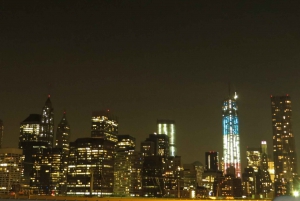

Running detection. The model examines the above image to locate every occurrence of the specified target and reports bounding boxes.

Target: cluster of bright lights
[222,93,241,177]
[158,122,176,157]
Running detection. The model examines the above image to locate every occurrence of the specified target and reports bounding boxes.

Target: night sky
[1,1,300,171]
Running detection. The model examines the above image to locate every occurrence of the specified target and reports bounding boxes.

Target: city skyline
[1,1,300,172]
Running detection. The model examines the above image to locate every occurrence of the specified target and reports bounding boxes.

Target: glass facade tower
[222,92,241,177]
[39,95,54,148]
[157,120,175,157]
[271,95,297,196]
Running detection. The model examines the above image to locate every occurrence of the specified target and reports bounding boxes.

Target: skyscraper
[246,147,261,172]
[55,111,70,153]
[55,111,70,195]
[67,138,116,196]
[91,111,118,142]
[271,95,297,196]
[39,95,54,148]
[205,151,219,171]
[19,114,41,149]
[222,92,241,177]
[157,120,176,157]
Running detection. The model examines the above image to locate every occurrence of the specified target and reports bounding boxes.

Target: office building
[246,147,261,172]
[30,147,63,195]
[205,151,219,171]
[55,111,70,194]
[114,135,143,196]
[91,111,118,142]
[67,138,116,196]
[271,95,297,196]
[141,133,169,157]
[55,111,70,153]
[19,114,41,149]
[157,120,176,157]
[222,92,241,177]
[39,95,54,148]
[0,148,23,194]
[260,141,272,197]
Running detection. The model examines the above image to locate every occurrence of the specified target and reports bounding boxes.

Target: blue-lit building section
[222,92,241,177]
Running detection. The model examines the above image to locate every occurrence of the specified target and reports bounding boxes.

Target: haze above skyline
[1,1,300,170]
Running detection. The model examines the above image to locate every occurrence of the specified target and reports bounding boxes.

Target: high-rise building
[259,141,272,198]
[246,147,261,172]
[222,92,241,177]
[141,133,169,158]
[0,120,3,148]
[30,147,63,195]
[114,135,143,197]
[205,151,219,171]
[0,148,23,195]
[271,95,297,196]
[55,111,70,195]
[67,138,116,196]
[55,111,70,152]
[19,114,41,149]
[39,95,54,148]
[157,120,176,157]
[91,111,118,142]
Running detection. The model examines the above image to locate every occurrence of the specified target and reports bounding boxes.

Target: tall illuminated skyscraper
[157,120,175,157]
[39,95,54,148]
[271,95,297,196]
[222,92,241,177]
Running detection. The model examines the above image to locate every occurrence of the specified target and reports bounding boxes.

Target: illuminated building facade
[0,120,3,148]
[260,141,272,197]
[246,147,261,172]
[271,95,297,196]
[157,120,175,157]
[67,138,116,196]
[222,92,241,177]
[39,95,54,148]
[55,111,70,194]
[91,111,118,142]
[19,114,41,149]
[30,146,62,195]
[0,148,23,194]
[114,135,143,196]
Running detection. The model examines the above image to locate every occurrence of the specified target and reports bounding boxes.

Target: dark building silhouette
[140,133,182,197]
[271,95,297,196]
[141,134,169,158]
[39,95,54,148]
[205,151,219,171]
